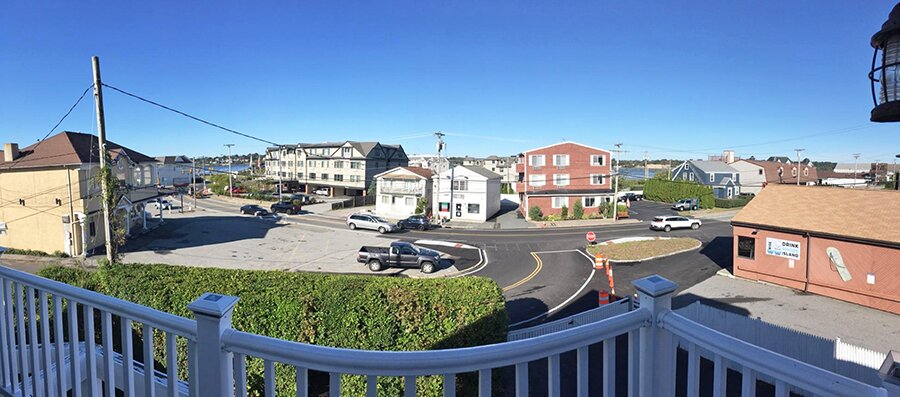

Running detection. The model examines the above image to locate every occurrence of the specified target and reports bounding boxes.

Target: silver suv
[346,213,399,234]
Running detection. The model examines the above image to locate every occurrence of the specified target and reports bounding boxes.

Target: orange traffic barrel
[598,290,610,306]
[593,253,605,270]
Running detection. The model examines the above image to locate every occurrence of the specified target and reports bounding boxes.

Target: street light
[869,3,900,122]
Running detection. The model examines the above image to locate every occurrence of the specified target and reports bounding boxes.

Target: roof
[833,163,860,172]
[732,184,900,246]
[374,166,435,180]
[689,160,739,174]
[155,155,192,165]
[766,156,792,163]
[0,131,156,170]
[745,160,819,184]
[520,141,610,155]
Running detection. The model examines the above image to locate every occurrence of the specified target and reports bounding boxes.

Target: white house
[729,160,766,195]
[374,166,435,218]
[433,165,501,222]
[155,155,193,187]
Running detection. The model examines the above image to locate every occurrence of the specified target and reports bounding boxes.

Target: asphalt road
[197,198,733,327]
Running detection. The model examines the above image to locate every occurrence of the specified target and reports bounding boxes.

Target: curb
[595,240,703,264]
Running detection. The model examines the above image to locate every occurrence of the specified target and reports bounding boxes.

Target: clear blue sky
[1,1,898,163]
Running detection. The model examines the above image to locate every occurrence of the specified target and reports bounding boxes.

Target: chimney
[3,143,18,162]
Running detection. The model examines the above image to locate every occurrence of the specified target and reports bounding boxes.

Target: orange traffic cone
[593,253,605,270]
[598,290,610,306]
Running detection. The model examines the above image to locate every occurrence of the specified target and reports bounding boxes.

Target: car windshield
[372,216,389,223]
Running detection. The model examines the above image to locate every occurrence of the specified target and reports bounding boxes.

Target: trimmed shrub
[572,200,584,220]
[643,179,715,209]
[2,248,69,257]
[560,205,568,219]
[39,264,507,396]
[528,205,544,221]
[715,195,753,208]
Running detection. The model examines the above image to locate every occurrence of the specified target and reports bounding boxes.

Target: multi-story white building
[265,141,408,196]
[374,166,434,218]
[432,165,501,222]
[462,155,517,191]
[154,155,193,187]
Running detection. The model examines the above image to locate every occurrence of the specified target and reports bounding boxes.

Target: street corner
[410,239,485,276]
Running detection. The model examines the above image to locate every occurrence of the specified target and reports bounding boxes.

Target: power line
[101,83,281,147]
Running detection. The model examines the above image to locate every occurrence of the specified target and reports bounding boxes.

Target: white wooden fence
[507,298,631,341]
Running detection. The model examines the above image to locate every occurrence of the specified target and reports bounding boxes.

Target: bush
[560,205,568,219]
[715,195,753,208]
[2,248,69,257]
[528,205,543,221]
[572,201,584,219]
[40,264,507,396]
[643,179,715,209]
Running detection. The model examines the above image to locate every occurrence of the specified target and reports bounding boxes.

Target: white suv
[650,216,701,232]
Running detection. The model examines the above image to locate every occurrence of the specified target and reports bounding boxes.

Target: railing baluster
[365,375,376,397]
[0,278,9,390]
[548,354,560,397]
[775,379,788,397]
[296,366,308,397]
[143,324,155,397]
[686,342,699,397]
[233,353,247,397]
[52,295,65,397]
[328,372,340,397]
[83,304,98,397]
[187,340,197,397]
[102,311,115,397]
[515,362,528,397]
[1,279,18,392]
[15,283,29,397]
[628,329,639,397]
[166,332,177,397]
[39,292,52,397]
[26,288,42,397]
[443,373,456,397]
[741,366,756,397]
[122,318,135,397]
[404,375,416,397]
[577,346,588,397]
[713,355,726,397]
[264,360,275,397]
[478,368,491,397]
[67,301,81,397]
[603,338,616,397]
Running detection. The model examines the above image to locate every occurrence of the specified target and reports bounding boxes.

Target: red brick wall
[518,142,612,218]
[732,226,808,291]
[526,195,604,217]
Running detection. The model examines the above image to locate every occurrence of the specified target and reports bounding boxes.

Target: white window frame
[689,172,694,181]
[553,174,570,186]
[591,155,606,166]
[791,168,797,177]
[452,180,468,191]
[529,174,546,187]
[590,174,604,185]
[803,168,809,176]
[709,173,715,183]
[529,155,546,167]
[552,154,569,167]
[342,147,352,157]
[405,197,415,206]
[583,196,598,208]
[551,196,568,209]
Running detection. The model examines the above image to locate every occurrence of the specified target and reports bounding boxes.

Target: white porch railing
[0,263,889,397]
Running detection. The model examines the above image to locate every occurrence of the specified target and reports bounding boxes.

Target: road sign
[586,231,596,242]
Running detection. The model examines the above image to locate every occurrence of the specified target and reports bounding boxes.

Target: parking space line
[502,252,543,292]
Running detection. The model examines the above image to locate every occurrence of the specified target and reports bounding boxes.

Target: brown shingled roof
[746,160,819,184]
[0,131,155,170]
[399,166,435,179]
[732,184,900,245]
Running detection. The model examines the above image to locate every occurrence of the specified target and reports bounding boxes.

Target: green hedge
[643,179,715,209]
[1,248,70,257]
[714,195,753,208]
[39,264,507,396]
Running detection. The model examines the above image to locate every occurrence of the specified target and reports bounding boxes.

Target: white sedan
[650,216,701,232]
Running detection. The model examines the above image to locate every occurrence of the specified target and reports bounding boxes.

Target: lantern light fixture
[869,3,900,122]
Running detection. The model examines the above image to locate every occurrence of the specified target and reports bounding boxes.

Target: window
[529,155,545,167]
[321,173,329,181]
[791,168,797,177]
[452,180,468,191]
[0,222,6,236]
[406,197,415,206]
[334,161,343,168]
[583,197,597,207]
[333,174,343,182]
[350,162,361,169]
[350,175,361,182]
[709,173,715,183]
[308,160,315,168]
[553,174,569,186]
[468,203,480,214]
[803,168,809,176]
[553,154,569,167]
[591,155,605,166]
[590,174,604,185]
[309,173,317,180]
[342,147,352,157]
[689,172,694,181]
[297,173,304,179]
[381,195,390,204]
[529,174,546,187]
[758,169,763,175]
[737,236,755,259]
[552,197,568,208]
[89,222,96,237]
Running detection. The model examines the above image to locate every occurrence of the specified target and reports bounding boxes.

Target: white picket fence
[676,301,887,386]
[507,298,631,341]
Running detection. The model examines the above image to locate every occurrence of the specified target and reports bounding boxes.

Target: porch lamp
[869,3,900,122]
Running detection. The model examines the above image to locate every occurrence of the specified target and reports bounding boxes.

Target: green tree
[414,197,428,214]
[572,200,584,219]
[560,205,568,219]
[528,205,543,221]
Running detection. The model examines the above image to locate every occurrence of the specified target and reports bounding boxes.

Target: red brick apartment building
[516,142,613,219]
[731,185,900,314]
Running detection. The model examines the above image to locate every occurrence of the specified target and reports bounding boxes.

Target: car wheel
[349,223,357,230]
[421,261,435,274]
[664,225,671,232]
[692,205,698,210]
[368,260,382,272]
[378,227,387,234]
[691,223,700,230]
[417,225,426,231]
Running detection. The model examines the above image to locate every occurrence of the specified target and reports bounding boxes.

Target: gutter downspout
[803,232,811,292]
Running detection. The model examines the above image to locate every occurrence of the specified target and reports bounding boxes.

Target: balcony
[0,264,889,397]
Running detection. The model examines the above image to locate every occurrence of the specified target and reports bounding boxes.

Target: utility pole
[794,148,805,186]
[435,132,446,222]
[92,56,114,264]
[643,151,649,180]
[278,146,284,202]
[225,144,235,197]
[612,143,623,223]
[191,157,197,210]
[853,153,861,189]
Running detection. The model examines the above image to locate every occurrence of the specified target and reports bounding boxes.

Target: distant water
[198,163,250,175]
[620,167,662,180]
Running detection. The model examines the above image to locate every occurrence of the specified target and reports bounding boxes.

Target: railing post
[633,275,677,397]
[188,292,240,397]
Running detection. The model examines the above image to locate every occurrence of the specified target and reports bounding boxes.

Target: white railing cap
[632,275,677,297]
[188,293,239,318]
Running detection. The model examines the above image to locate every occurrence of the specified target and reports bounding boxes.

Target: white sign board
[766,237,801,260]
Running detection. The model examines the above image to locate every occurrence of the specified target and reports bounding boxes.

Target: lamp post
[869,4,900,122]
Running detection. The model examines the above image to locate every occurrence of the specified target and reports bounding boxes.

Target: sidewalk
[674,274,900,354]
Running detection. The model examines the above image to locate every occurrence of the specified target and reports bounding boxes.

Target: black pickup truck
[357,241,441,273]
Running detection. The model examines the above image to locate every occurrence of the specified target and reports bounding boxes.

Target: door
[389,247,403,266]
[398,246,418,267]
[362,216,378,230]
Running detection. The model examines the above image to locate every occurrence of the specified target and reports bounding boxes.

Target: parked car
[357,241,441,273]
[650,216,701,232]
[290,194,315,204]
[313,188,330,196]
[270,201,302,214]
[239,205,269,216]
[231,186,247,194]
[672,198,700,211]
[346,213,398,233]
[147,198,174,210]
[397,215,431,231]
[618,192,643,202]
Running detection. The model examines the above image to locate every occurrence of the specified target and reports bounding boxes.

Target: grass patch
[587,237,701,261]
[676,207,742,216]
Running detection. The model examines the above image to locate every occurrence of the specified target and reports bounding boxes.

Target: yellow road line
[503,252,543,292]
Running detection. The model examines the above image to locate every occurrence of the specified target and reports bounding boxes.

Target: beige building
[0,131,159,256]
[265,141,408,196]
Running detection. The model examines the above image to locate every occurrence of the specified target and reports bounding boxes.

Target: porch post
[142,206,147,230]
[125,206,131,237]
[633,275,677,397]
[188,293,239,397]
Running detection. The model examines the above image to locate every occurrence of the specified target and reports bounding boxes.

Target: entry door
[399,246,418,267]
